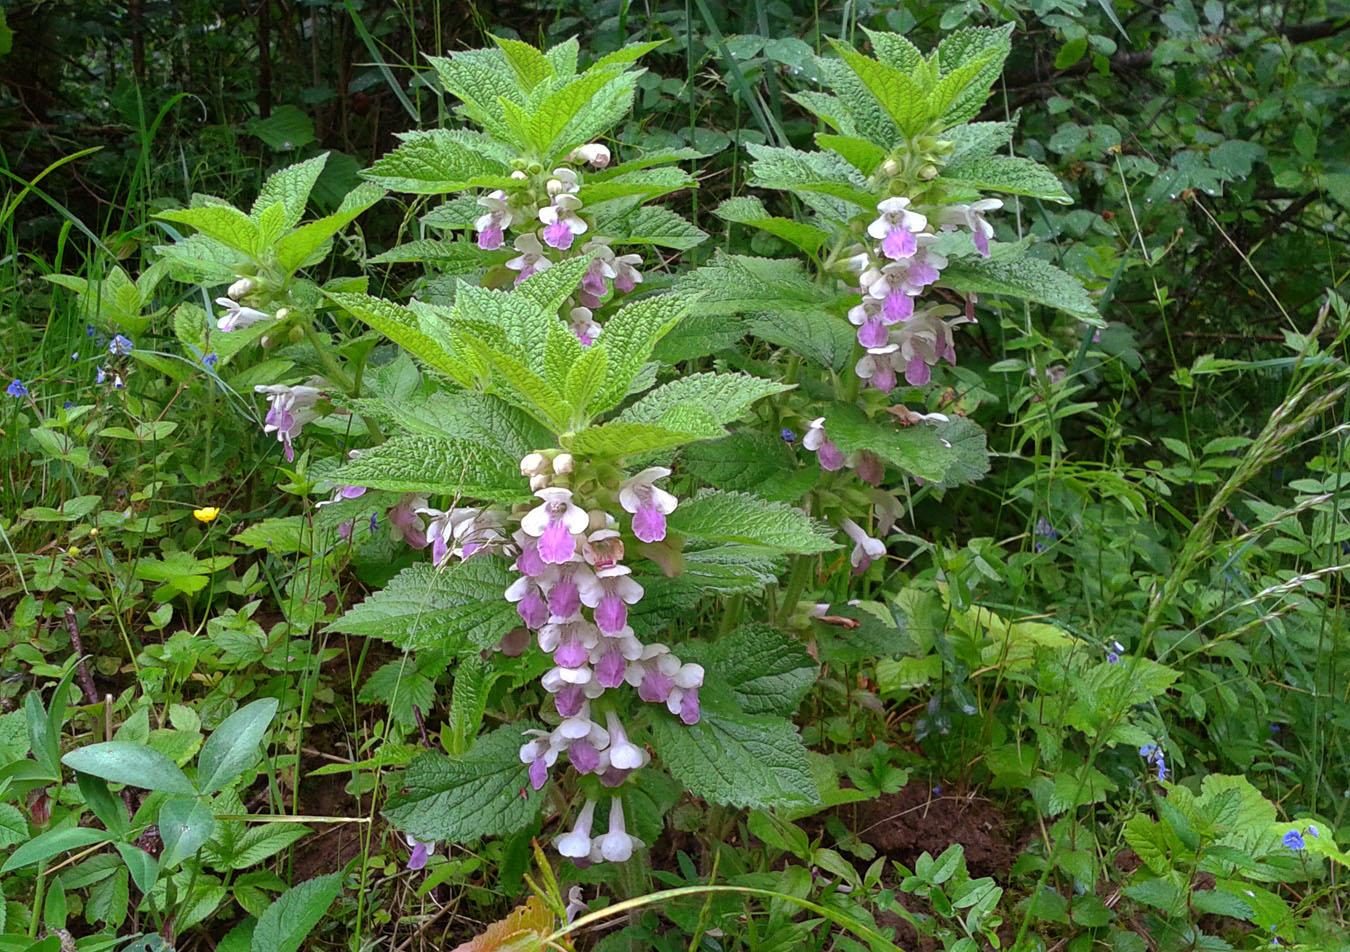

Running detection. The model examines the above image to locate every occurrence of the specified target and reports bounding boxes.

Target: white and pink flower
[618,467,678,543]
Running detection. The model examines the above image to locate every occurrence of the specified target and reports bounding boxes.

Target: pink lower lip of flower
[974,230,990,257]
[554,635,589,668]
[594,593,628,634]
[639,671,674,703]
[595,646,626,687]
[539,520,577,563]
[529,757,549,790]
[909,261,941,286]
[582,272,607,297]
[548,576,581,617]
[555,683,585,717]
[680,688,701,725]
[872,367,897,393]
[906,357,931,386]
[614,275,635,294]
[818,441,846,471]
[630,505,666,543]
[518,590,547,628]
[543,220,574,250]
[478,223,504,250]
[598,766,631,787]
[858,319,888,348]
[408,841,430,870]
[882,226,916,260]
[516,544,546,577]
[883,290,914,322]
[431,536,449,565]
[570,739,600,774]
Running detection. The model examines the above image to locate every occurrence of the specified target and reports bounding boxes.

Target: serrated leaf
[589,293,693,413]
[935,24,1014,127]
[446,656,504,757]
[369,238,500,271]
[593,204,707,250]
[383,725,543,841]
[619,372,793,427]
[530,69,630,157]
[251,873,341,952]
[225,823,310,870]
[745,143,875,221]
[827,40,930,137]
[676,252,834,315]
[327,560,518,652]
[364,130,513,194]
[687,624,817,716]
[650,707,819,809]
[156,205,261,257]
[251,153,329,227]
[275,181,386,272]
[943,156,1071,203]
[668,490,837,554]
[334,436,526,501]
[428,51,523,142]
[326,291,469,382]
[945,120,1016,165]
[814,134,887,177]
[550,71,641,159]
[466,338,574,432]
[493,36,554,91]
[863,28,925,73]
[940,252,1099,321]
[748,310,857,374]
[578,166,695,205]
[713,197,830,254]
[358,390,553,458]
[813,405,953,482]
[451,897,554,952]
[568,412,724,458]
[232,517,312,555]
[563,345,608,410]
[934,416,990,488]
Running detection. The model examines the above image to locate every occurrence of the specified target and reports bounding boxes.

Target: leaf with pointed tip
[251,153,329,228]
[250,873,341,952]
[363,130,514,194]
[276,182,386,272]
[155,205,261,257]
[335,436,528,501]
[669,490,837,554]
[827,40,930,138]
[588,293,693,413]
[713,197,829,254]
[940,252,1099,322]
[620,372,793,428]
[325,291,470,382]
[493,36,554,91]
[594,204,707,250]
[197,698,279,795]
[62,742,197,795]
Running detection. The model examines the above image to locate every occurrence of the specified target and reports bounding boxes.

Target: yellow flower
[193,507,220,524]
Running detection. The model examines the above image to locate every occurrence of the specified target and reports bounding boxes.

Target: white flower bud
[275,307,291,321]
[546,178,565,197]
[553,453,574,474]
[882,158,901,177]
[530,473,551,492]
[520,452,547,477]
[228,277,255,300]
[572,143,611,169]
[510,169,528,180]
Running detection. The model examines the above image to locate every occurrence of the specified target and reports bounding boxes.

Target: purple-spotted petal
[881,226,916,260]
[538,519,576,563]
[631,504,666,543]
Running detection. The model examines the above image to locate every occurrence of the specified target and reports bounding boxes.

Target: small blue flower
[1307,824,1319,838]
[1106,641,1125,664]
[7,379,28,398]
[96,366,107,385]
[63,401,74,409]
[1106,651,1120,664]
[369,512,379,534]
[70,351,79,360]
[203,353,219,368]
[781,427,796,442]
[1034,517,1058,552]
[85,324,96,338]
[1140,744,1157,758]
[1283,830,1305,851]
[109,334,133,356]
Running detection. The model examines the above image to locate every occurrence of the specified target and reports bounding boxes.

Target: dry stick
[62,606,100,706]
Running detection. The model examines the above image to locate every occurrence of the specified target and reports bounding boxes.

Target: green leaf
[493,36,554,91]
[357,390,553,459]
[815,134,888,177]
[619,372,793,428]
[568,413,724,458]
[327,560,519,653]
[650,707,819,809]
[589,39,668,72]
[863,28,925,73]
[687,624,817,716]
[745,144,875,221]
[748,310,857,375]
[0,803,28,849]
[940,252,1099,321]
[563,345,608,411]
[363,130,513,194]
[61,742,196,795]
[246,105,316,152]
[945,120,1016,164]
[155,205,261,257]
[0,826,112,873]
[593,204,707,250]
[159,797,216,868]
[232,517,312,556]
[579,167,695,205]
[383,725,543,842]
[465,339,574,432]
[196,698,279,795]
[934,24,1014,127]
[227,823,310,871]
[934,416,990,488]
[821,403,951,482]
[252,153,329,228]
[826,40,930,137]
[1191,889,1253,920]
[334,436,527,502]
[713,197,830,254]
[251,873,342,952]
[588,293,693,413]
[545,37,580,76]
[668,490,838,554]
[677,252,834,315]
[368,238,499,271]
[275,182,386,273]
[446,656,504,757]
[942,156,1071,203]
[113,843,159,895]
[326,291,469,382]
[548,71,642,159]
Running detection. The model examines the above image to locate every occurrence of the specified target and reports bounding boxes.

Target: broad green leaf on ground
[650,706,820,809]
[196,698,279,795]
[251,873,341,952]
[668,490,837,554]
[327,559,518,653]
[383,725,542,842]
[61,742,196,795]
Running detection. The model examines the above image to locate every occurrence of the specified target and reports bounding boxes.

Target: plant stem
[776,555,813,626]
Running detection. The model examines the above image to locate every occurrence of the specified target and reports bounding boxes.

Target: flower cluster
[254,382,325,462]
[1139,743,1168,782]
[844,195,1002,392]
[473,145,643,346]
[1282,824,1318,851]
[494,452,703,862]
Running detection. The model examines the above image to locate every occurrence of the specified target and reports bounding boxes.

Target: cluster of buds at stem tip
[472,145,643,347]
[504,450,701,864]
[841,189,1003,393]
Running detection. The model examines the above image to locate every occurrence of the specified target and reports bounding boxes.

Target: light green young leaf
[544,37,580,76]
[589,39,668,72]
[383,725,542,842]
[328,560,520,652]
[155,205,261,257]
[255,201,290,251]
[619,372,793,428]
[358,390,553,458]
[445,656,504,757]
[568,412,724,459]
[335,435,527,501]
[251,153,329,228]
[251,873,341,952]
[827,40,931,138]
[863,28,925,73]
[814,134,887,177]
[428,50,522,142]
[563,345,608,411]
[786,89,856,134]
[594,204,707,250]
[493,36,554,91]
[934,23,1015,127]
[513,254,595,325]
[669,490,838,554]
[713,197,830,255]
[588,293,693,413]
[325,291,470,382]
[275,181,386,273]
[527,68,624,157]
[943,156,1071,203]
[549,70,642,159]
[813,56,894,142]
[926,47,1004,126]
[466,339,574,432]
[650,707,820,809]
[363,129,514,194]
[940,252,1099,322]
[579,166,697,205]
